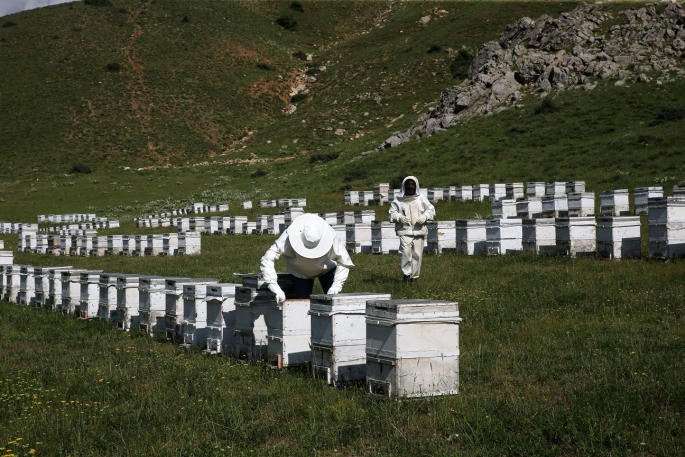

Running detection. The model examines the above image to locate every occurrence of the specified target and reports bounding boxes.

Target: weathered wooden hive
[486,218,523,255]
[426,221,457,255]
[597,216,641,259]
[455,220,487,255]
[267,299,312,368]
[204,283,240,355]
[555,217,597,257]
[600,189,630,216]
[522,218,556,254]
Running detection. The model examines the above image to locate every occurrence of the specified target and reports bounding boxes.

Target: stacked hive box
[354,210,375,224]
[138,277,170,335]
[472,184,489,202]
[426,221,457,255]
[648,196,685,258]
[115,275,143,331]
[556,217,597,257]
[365,299,461,398]
[600,190,630,216]
[79,271,103,318]
[374,183,389,205]
[634,187,663,215]
[371,221,399,254]
[346,223,372,254]
[454,185,473,201]
[567,192,595,217]
[97,273,119,321]
[181,281,221,346]
[455,220,487,255]
[267,299,312,368]
[542,195,568,217]
[597,216,641,259]
[527,182,545,198]
[359,191,374,206]
[205,283,240,354]
[489,183,507,201]
[516,198,543,219]
[165,278,216,343]
[491,199,517,219]
[522,219,556,254]
[566,181,586,193]
[60,269,90,314]
[47,267,68,310]
[546,182,566,197]
[486,219,523,255]
[310,293,391,386]
[344,191,360,206]
[506,182,524,200]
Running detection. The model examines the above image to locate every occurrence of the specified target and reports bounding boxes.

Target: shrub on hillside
[310,153,339,164]
[2,21,17,28]
[70,163,92,174]
[305,67,321,76]
[293,51,308,61]
[650,106,685,126]
[276,15,297,30]
[534,96,560,114]
[251,169,268,178]
[290,1,304,12]
[256,62,276,71]
[84,0,112,6]
[450,49,472,79]
[427,44,442,54]
[105,62,121,72]
[290,93,308,104]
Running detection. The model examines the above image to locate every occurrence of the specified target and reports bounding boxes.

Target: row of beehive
[135,202,230,221]
[258,198,307,208]
[492,188,666,219]
[38,213,98,223]
[16,232,201,256]
[39,220,120,233]
[0,267,460,398]
[346,181,588,206]
[0,222,38,234]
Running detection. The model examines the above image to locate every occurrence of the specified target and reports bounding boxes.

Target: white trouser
[399,235,424,279]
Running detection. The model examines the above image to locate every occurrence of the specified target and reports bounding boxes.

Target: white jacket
[388,176,436,236]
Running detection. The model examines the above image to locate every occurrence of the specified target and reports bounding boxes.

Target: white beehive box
[600,190,630,216]
[443,186,456,201]
[359,190,374,206]
[234,286,275,361]
[426,221,457,255]
[488,183,507,201]
[309,292,391,386]
[546,182,566,197]
[163,233,179,256]
[387,188,401,202]
[455,220,487,255]
[138,276,171,335]
[455,185,473,201]
[319,213,338,225]
[241,201,253,210]
[176,218,190,233]
[472,184,489,202]
[0,251,13,266]
[205,216,221,234]
[344,191,360,206]
[516,198,543,219]
[179,232,201,255]
[6,265,23,303]
[243,221,257,235]
[527,182,545,198]
[337,211,355,225]
[522,218,556,254]
[0,265,8,300]
[427,188,444,203]
[365,299,461,398]
[132,235,147,257]
[634,187,663,215]
[145,234,164,256]
[181,281,220,347]
[555,217,597,257]
[566,181,586,193]
[59,235,72,256]
[354,210,375,224]
[567,192,595,217]
[46,267,71,310]
[78,271,102,319]
[374,183,390,205]
[647,196,685,224]
[98,273,119,321]
[267,299,312,368]
[115,275,142,331]
[542,195,569,218]
[371,221,399,254]
[33,266,62,307]
[346,223,372,254]
[506,183,524,200]
[491,199,517,219]
[648,197,685,258]
[17,265,35,305]
[106,235,123,255]
[268,214,286,234]
[284,208,304,227]
[255,215,269,234]
[60,269,89,314]
[231,216,248,234]
[486,219,523,255]
[597,216,641,259]
[205,283,240,355]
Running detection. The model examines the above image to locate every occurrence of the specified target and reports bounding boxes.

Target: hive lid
[206,283,241,298]
[310,293,392,313]
[366,299,459,319]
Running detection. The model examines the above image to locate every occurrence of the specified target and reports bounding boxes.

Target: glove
[400,216,410,225]
[327,285,341,295]
[416,215,427,225]
[268,283,286,303]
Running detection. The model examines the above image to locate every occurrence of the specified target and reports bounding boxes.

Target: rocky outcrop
[375,2,685,152]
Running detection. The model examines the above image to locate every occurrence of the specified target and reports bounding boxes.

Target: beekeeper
[388,176,435,283]
[260,213,354,302]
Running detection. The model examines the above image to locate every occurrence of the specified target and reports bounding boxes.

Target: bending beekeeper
[260,213,354,302]
[388,176,435,283]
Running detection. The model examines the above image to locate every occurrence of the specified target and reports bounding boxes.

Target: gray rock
[637,73,651,83]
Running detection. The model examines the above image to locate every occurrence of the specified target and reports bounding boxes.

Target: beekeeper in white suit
[388,176,435,283]
[260,213,354,302]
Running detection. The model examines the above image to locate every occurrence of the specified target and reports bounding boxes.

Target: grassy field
[1,0,685,455]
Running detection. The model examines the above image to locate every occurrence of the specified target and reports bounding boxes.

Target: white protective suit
[388,176,436,280]
[260,223,354,301]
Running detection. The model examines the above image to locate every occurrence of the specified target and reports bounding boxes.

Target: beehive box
[472,184,489,202]
[522,218,556,254]
[163,233,179,256]
[138,276,172,335]
[205,283,240,355]
[546,182,567,197]
[566,181,586,194]
[555,217,597,257]
[488,183,507,202]
[491,199,517,219]
[600,190,630,216]
[455,220,487,255]
[634,187,663,215]
[344,191,360,206]
[567,192,596,217]
[320,213,338,225]
[17,265,34,305]
[0,265,8,300]
[374,183,390,205]
[145,234,165,256]
[354,210,375,224]
[60,269,89,314]
[231,216,248,234]
[647,199,685,258]
[597,217,641,259]
[97,273,119,321]
[255,215,269,234]
[516,198,543,219]
[647,196,685,224]
[268,214,286,234]
[371,221,400,254]
[346,223,372,254]
[106,235,124,255]
[179,232,201,255]
[359,191,375,206]
[241,201,253,210]
[365,299,461,398]
[47,267,71,310]
[526,182,546,197]
[79,271,103,319]
[205,216,221,234]
[181,280,221,347]
[267,299,312,368]
[284,208,305,227]
[337,211,356,225]
[132,235,147,257]
[426,221,457,255]
[506,182,525,200]
[309,293,391,386]
[427,188,444,202]
[176,218,190,233]
[455,185,473,201]
[59,235,72,256]
[542,195,569,218]
[34,266,67,307]
[443,186,456,201]
[166,278,207,342]
[486,219,523,255]
[115,275,143,331]
[243,222,257,235]
[0,251,12,266]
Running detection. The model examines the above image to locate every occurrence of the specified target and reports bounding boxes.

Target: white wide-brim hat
[288,213,335,259]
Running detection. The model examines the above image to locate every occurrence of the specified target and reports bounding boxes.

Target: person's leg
[411,236,425,280]
[399,235,414,280]
[318,268,337,293]
[290,276,315,299]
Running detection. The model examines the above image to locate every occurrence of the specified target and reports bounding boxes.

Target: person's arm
[417,197,436,224]
[327,237,354,294]
[389,200,409,224]
[259,231,288,301]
